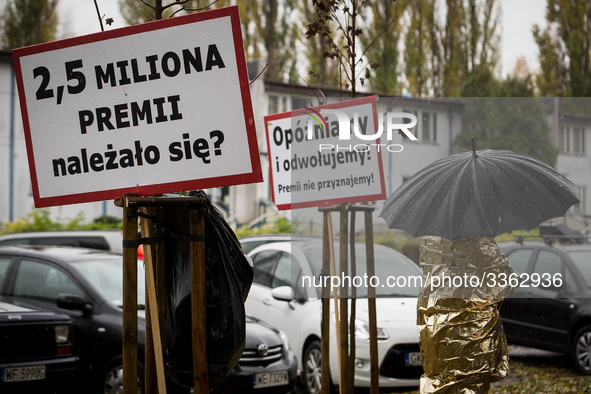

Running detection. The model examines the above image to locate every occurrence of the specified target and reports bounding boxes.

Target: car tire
[572,325,591,375]
[302,340,323,394]
[100,356,145,394]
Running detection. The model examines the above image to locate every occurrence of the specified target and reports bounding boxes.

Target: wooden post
[140,207,167,394]
[364,210,379,394]
[122,193,138,394]
[190,210,209,393]
[338,204,349,394]
[348,212,357,390]
[143,206,167,394]
[117,195,210,394]
[318,204,379,394]
[321,211,332,394]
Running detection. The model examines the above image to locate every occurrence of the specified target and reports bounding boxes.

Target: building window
[291,96,308,110]
[573,186,586,214]
[560,124,586,155]
[268,95,279,114]
[422,112,437,142]
[402,109,418,139]
[573,126,585,154]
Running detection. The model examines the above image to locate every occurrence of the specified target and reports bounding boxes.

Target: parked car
[0,231,125,254]
[213,315,298,394]
[498,238,591,374]
[239,234,319,255]
[0,245,147,393]
[0,298,78,393]
[0,245,297,393]
[0,231,145,259]
[244,239,423,393]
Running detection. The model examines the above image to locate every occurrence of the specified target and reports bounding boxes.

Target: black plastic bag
[160,191,253,389]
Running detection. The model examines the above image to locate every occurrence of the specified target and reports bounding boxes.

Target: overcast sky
[57,0,547,77]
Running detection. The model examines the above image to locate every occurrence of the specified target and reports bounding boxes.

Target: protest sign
[264,96,386,210]
[12,6,261,207]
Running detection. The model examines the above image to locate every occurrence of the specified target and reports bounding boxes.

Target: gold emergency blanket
[417,236,518,394]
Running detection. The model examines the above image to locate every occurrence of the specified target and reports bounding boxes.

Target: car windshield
[300,242,422,298]
[70,258,146,308]
[569,249,591,288]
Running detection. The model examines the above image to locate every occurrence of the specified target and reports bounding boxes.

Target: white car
[244,239,422,393]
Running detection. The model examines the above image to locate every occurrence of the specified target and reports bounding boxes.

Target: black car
[0,298,78,393]
[498,238,591,374]
[0,245,298,393]
[0,245,146,393]
[213,315,297,394]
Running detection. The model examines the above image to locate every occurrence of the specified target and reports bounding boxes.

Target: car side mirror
[57,293,93,315]
[271,286,294,302]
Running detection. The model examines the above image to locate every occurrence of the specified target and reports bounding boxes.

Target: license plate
[2,365,46,382]
[253,370,289,389]
[405,352,422,366]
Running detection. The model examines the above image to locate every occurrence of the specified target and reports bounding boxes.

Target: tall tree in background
[456,97,558,166]
[534,0,591,97]
[404,0,432,96]
[402,0,500,97]
[361,0,407,94]
[119,0,231,24]
[455,72,558,166]
[257,0,299,81]
[304,1,340,87]
[306,0,397,97]
[0,0,59,48]
[119,0,297,81]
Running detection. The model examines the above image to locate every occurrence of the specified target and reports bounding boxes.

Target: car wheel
[100,356,144,394]
[302,340,323,394]
[573,325,591,375]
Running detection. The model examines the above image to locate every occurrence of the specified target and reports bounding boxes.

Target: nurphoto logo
[304,108,418,153]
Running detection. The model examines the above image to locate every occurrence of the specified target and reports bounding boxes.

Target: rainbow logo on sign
[304,107,328,134]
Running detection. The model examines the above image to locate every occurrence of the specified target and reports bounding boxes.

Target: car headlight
[354,319,389,341]
[54,325,70,344]
[279,330,290,352]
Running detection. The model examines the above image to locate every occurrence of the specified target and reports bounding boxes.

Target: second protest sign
[265,96,386,210]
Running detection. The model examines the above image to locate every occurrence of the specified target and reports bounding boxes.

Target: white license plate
[405,352,422,366]
[253,370,289,389]
[2,365,46,382]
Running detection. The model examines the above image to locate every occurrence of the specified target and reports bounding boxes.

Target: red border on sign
[12,6,262,208]
[264,96,387,210]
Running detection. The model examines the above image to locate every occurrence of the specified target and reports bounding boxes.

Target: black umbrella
[379,141,580,240]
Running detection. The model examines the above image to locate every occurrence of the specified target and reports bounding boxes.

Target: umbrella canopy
[379,148,580,240]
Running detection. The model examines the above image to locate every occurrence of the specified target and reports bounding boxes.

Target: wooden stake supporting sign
[122,193,138,394]
[318,204,379,394]
[116,195,209,394]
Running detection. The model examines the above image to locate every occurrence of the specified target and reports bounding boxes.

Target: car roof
[0,244,122,262]
[499,240,591,251]
[239,234,320,241]
[247,239,416,262]
[0,230,121,239]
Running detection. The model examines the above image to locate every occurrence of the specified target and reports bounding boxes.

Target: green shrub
[0,209,122,235]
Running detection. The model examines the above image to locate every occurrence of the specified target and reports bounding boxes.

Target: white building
[1,52,589,232]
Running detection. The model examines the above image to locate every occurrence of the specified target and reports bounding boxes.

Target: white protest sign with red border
[264,96,386,210]
[12,6,261,208]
